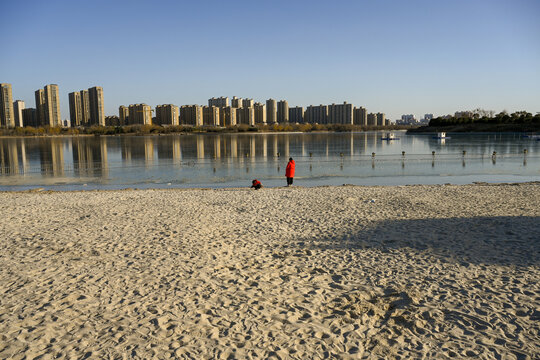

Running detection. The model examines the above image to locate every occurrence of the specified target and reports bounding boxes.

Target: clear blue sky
[1,0,539,121]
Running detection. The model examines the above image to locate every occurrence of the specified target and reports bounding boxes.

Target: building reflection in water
[72,137,108,177]
[38,138,64,177]
[0,140,21,175]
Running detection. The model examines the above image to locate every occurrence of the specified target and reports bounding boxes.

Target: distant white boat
[381,132,399,140]
[433,132,451,139]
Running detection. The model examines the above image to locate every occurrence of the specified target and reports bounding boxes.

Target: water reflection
[0,132,539,189]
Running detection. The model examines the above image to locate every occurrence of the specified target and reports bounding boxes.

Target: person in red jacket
[285,158,295,186]
[251,179,262,190]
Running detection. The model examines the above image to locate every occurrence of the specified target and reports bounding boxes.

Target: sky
[1,0,539,121]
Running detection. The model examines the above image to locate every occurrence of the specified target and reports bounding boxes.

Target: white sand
[0,184,539,359]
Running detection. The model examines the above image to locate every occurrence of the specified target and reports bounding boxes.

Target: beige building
[220,106,237,126]
[327,102,353,124]
[22,108,38,127]
[254,102,266,124]
[266,99,277,124]
[119,105,129,125]
[155,104,179,126]
[305,105,328,124]
[68,92,83,126]
[277,100,289,123]
[203,106,220,126]
[128,104,152,125]
[43,84,61,127]
[0,83,15,128]
[289,106,304,123]
[237,106,255,125]
[376,112,386,126]
[13,100,25,127]
[231,96,243,108]
[80,89,90,125]
[242,98,254,108]
[353,106,367,126]
[367,113,377,126]
[208,96,229,107]
[180,105,203,126]
[88,86,105,126]
[35,89,46,126]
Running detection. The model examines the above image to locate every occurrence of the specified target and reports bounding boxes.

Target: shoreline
[1,183,539,358]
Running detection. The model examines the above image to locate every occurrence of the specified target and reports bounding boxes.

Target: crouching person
[251,179,262,190]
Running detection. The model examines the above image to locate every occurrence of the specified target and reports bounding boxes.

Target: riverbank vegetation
[409,111,540,133]
[0,123,412,137]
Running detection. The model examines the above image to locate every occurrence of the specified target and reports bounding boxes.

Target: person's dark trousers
[287,177,293,186]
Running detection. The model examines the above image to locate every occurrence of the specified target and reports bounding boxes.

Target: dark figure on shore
[285,158,295,186]
[251,179,262,190]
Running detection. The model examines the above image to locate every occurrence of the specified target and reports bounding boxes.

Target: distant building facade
[119,106,129,125]
[0,83,15,128]
[254,102,267,124]
[289,106,304,123]
[367,113,377,126]
[231,96,243,108]
[203,106,220,126]
[22,108,38,127]
[242,98,254,108]
[180,105,203,126]
[105,116,121,126]
[266,99,277,124]
[353,106,367,126]
[220,106,237,126]
[88,86,105,126]
[208,96,229,107]
[42,84,62,127]
[277,100,289,123]
[128,104,152,125]
[328,102,353,124]
[155,104,179,125]
[237,106,255,126]
[80,89,90,125]
[376,112,386,126]
[305,105,327,124]
[13,100,25,127]
[68,92,83,126]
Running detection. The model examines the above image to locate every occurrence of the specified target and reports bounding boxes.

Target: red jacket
[285,160,295,178]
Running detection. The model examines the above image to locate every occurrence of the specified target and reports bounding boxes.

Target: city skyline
[1,0,539,121]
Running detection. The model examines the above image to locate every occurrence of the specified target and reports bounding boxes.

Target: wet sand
[0,183,539,359]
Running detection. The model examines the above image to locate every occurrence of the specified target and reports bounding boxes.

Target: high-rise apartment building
[180,105,203,126]
[367,113,377,126]
[155,104,179,125]
[328,102,353,124]
[231,96,243,108]
[43,84,61,127]
[353,106,367,126]
[237,107,255,126]
[88,86,105,126]
[220,106,237,126]
[289,106,304,123]
[13,100,25,127]
[305,105,328,124]
[128,104,152,125]
[277,100,289,123]
[119,106,129,125]
[80,90,90,125]
[35,89,46,126]
[203,106,220,126]
[376,113,386,126]
[266,99,277,124]
[68,92,83,126]
[208,96,229,107]
[0,83,15,128]
[22,108,38,127]
[242,98,254,108]
[254,102,266,124]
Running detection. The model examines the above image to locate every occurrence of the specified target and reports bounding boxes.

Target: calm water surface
[0,131,538,190]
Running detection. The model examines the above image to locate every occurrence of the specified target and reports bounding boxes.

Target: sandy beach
[0,183,539,359]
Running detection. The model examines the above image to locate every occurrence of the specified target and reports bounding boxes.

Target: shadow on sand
[307,216,540,267]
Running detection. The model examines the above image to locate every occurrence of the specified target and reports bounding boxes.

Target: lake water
[0,131,538,190]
